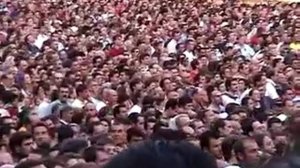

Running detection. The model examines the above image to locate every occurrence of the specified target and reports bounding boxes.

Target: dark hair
[241,118,256,136]
[76,84,88,95]
[56,125,74,143]
[104,140,217,168]
[113,104,127,118]
[253,134,266,149]
[15,159,44,168]
[59,138,89,155]
[222,136,238,162]
[9,131,33,154]
[127,127,146,142]
[200,131,220,150]
[233,137,256,161]
[211,119,226,136]
[178,96,193,107]
[82,146,97,162]
[32,122,49,135]
[128,113,143,125]
[165,99,178,110]
[43,158,66,168]
[225,78,238,91]
[267,117,282,129]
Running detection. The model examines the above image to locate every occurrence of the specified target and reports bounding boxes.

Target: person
[0,0,297,167]
[233,137,260,168]
[9,131,35,162]
[104,140,217,168]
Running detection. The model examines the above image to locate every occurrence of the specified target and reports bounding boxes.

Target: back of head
[15,159,43,168]
[104,140,217,168]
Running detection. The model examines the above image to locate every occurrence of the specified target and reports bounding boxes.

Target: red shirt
[107,46,125,57]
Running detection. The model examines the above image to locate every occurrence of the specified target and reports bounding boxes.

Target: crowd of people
[0,0,299,168]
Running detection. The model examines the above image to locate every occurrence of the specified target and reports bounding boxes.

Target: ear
[236,152,244,161]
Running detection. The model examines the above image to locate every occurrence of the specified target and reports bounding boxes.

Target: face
[263,136,275,155]
[93,123,108,136]
[270,122,283,134]
[20,138,35,156]
[0,152,13,165]
[29,111,40,125]
[252,121,265,135]
[85,103,97,116]
[100,121,110,134]
[251,90,261,102]
[193,120,206,136]
[204,110,217,124]
[230,80,239,92]
[221,120,233,136]
[209,138,223,159]
[96,150,111,167]
[33,126,51,146]
[136,116,145,131]
[110,124,127,145]
[211,90,222,104]
[117,107,128,120]
[242,140,260,164]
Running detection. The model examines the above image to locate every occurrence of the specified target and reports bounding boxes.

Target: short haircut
[56,125,74,143]
[165,99,178,110]
[9,131,33,154]
[76,84,87,95]
[222,136,238,162]
[32,122,49,135]
[178,96,193,107]
[211,119,226,136]
[15,159,44,168]
[82,146,97,162]
[233,137,256,161]
[241,118,255,136]
[200,131,220,150]
[113,104,127,118]
[104,140,217,168]
[127,127,146,142]
[267,117,282,129]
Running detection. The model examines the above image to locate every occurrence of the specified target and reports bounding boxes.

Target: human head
[9,131,35,160]
[200,131,223,159]
[233,137,260,165]
[110,123,127,146]
[32,123,51,147]
[104,141,217,168]
[211,119,233,137]
[254,134,275,156]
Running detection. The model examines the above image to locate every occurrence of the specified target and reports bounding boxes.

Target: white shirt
[265,79,279,100]
[239,44,255,59]
[167,39,177,54]
[34,34,49,49]
[183,50,196,62]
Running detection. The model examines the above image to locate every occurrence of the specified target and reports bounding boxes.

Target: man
[9,131,35,161]
[72,84,90,109]
[104,140,217,168]
[127,127,146,146]
[112,104,128,122]
[211,119,234,137]
[241,118,266,137]
[233,137,260,168]
[192,88,209,110]
[209,90,225,113]
[222,78,243,106]
[200,131,223,160]
[110,122,127,148]
[32,123,53,148]
[190,119,206,137]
